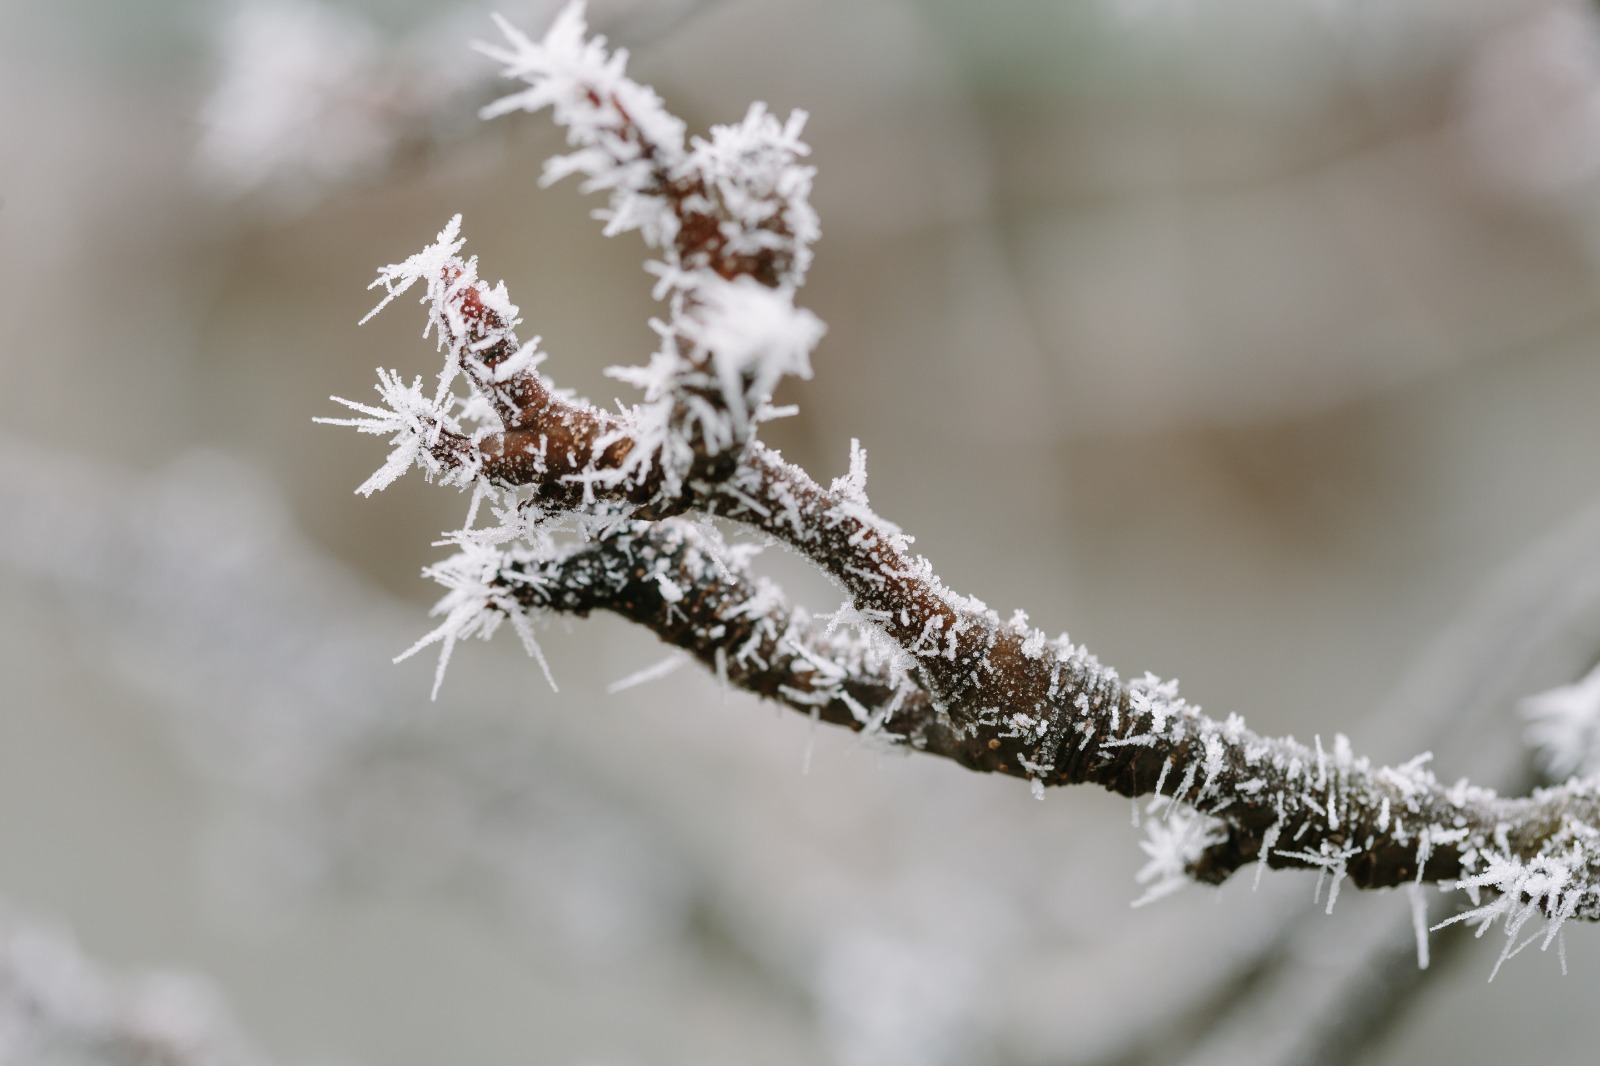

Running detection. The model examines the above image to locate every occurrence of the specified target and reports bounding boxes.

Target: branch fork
[323,0,1600,970]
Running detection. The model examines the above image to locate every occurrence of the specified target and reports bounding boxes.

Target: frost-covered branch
[326,0,1600,959]
[477,0,821,484]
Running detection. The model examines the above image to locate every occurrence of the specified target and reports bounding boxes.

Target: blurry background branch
[0,905,270,1066]
[196,0,728,212]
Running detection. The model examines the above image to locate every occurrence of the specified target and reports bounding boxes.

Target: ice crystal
[675,274,824,435]
[396,542,555,699]
[478,1,688,249]
[1435,846,1591,980]
[1131,801,1227,908]
[316,368,467,496]
[1408,882,1431,970]
[685,101,820,285]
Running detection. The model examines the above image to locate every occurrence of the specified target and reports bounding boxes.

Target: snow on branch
[477,0,818,289]
[325,0,1600,964]
[478,0,822,475]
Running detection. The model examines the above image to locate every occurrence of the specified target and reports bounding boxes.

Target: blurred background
[6,0,1600,1062]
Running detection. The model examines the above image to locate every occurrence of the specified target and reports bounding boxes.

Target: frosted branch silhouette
[326,0,1600,970]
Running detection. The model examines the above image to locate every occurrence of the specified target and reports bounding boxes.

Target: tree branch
[324,0,1600,958]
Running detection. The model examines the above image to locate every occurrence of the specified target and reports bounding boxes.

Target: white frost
[1131,801,1226,908]
[1434,847,1587,981]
